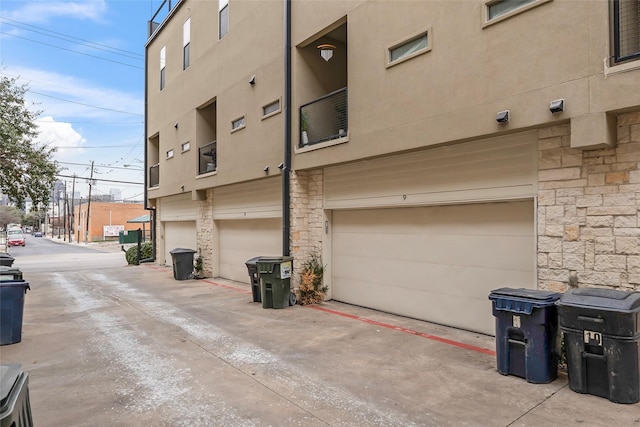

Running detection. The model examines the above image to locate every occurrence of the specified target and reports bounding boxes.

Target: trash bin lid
[0,280,30,291]
[245,256,266,266]
[557,288,640,312]
[169,248,196,254]
[490,287,561,302]
[0,266,21,273]
[0,364,22,404]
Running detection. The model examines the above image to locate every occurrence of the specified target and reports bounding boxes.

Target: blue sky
[0,0,159,202]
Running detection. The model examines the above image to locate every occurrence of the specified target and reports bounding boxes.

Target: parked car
[34,231,43,237]
[7,230,26,247]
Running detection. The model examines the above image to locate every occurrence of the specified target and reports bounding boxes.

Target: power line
[57,174,143,185]
[0,18,144,60]
[28,90,144,116]
[0,31,144,69]
[58,161,143,171]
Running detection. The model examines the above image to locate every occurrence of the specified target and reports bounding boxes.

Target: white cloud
[36,116,86,158]
[3,1,107,24]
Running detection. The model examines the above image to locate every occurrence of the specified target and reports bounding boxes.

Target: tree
[0,205,23,229]
[0,74,58,208]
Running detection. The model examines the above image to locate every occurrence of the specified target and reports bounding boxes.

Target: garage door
[164,221,198,266]
[331,200,535,335]
[218,218,281,283]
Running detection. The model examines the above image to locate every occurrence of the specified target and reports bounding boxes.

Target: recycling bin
[489,288,561,383]
[557,288,640,404]
[245,256,265,303]
[0,364,33,427]
[169,248,196,281]
[257,257,293,309]
[0,280,30,345]
[0,266,22,281]
[0,253,14,267]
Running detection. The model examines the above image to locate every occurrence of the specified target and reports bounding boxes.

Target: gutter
[143,27,157,262]
[282,0,292,257]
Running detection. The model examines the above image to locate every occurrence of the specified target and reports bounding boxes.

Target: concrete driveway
[1,249,638,426]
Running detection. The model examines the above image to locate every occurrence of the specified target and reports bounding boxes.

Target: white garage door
[164,221,198,266]
[218,218,281,283]
[331,200,535,335]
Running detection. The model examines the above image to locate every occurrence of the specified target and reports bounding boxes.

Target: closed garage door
[164,221,198,266]
[218,218,281,283]
[331,200,535,335]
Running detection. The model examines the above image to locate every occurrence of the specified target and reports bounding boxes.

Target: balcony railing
[149,163,159,188]
[300,87,347,147]
[148,0,181,37]
[198,141,217,175]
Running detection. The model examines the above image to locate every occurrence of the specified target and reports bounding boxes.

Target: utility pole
[63,181,67,241]
[70,175,76,243]
[85,161,94,244]
[57,188,61,239]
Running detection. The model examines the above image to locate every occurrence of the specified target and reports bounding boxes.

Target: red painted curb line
[145,265,496,357]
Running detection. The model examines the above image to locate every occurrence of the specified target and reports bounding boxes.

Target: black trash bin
[489,288,561,383]
[245,256,265,303]
[257,257,294,309]
[0,364,33,427]
[0,280,30,345]
[557,288,640,404]
[169,248,196,281]
[0,253,15,267]
[0,266,22,281]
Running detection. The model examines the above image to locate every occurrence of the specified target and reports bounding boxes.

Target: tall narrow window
[613,0,640,64]
[183,18,191,70]
[219,0,229,39]
[160,45,166,90]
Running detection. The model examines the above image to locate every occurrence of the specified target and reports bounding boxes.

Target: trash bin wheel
[289,291,297,306]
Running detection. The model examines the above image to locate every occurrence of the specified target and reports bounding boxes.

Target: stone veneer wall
[290,169,324,287]
[197,189,214,277]
[538,111,640,293]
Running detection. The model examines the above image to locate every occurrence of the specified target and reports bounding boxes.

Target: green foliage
[298,251,328,305]
[125,242,153,265]
[0,75,59,208]
[194,252,204,277]
[0,206,23,229]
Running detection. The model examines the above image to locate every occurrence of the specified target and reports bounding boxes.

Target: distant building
[109,188,122,201]
[74,201,146,242]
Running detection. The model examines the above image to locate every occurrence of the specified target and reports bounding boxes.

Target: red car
[7,230,26,247]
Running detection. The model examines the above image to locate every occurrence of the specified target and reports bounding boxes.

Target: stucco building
[145,0,640,335]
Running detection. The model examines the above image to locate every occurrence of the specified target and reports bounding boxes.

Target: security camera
[249,75,256,86]
[496,110,510,123]
[549,99,564,113]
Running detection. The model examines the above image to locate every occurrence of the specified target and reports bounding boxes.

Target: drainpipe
[144,28,157,261]
[282,0,292,257]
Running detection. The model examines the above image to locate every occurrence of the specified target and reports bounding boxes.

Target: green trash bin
[0,266,22,282]
[257,257,294,309]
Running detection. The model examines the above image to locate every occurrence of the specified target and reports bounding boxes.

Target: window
[262,100,281,118]
[181,142,190,152]
[387,30,431,67]
[160,46,166,90]
[484,0,551,26]
[613,0,640,64]
[166,149,174,159]
[231,116,245,131]
[183,18,191,70]
[219,0,229,39]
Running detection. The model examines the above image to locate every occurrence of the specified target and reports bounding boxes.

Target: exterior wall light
[496,110,510,123]
[317,43,336,61]
[549,99,564,113]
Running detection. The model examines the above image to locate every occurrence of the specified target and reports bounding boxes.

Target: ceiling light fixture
[317,43,336,61]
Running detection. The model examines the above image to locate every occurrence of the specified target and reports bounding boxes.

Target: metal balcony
[149,164,159,188]
[300,87,347,147]
[198,141,217,175]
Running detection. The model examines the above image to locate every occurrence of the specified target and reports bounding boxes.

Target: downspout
[144,25,157,261]
[282,0,291,257]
